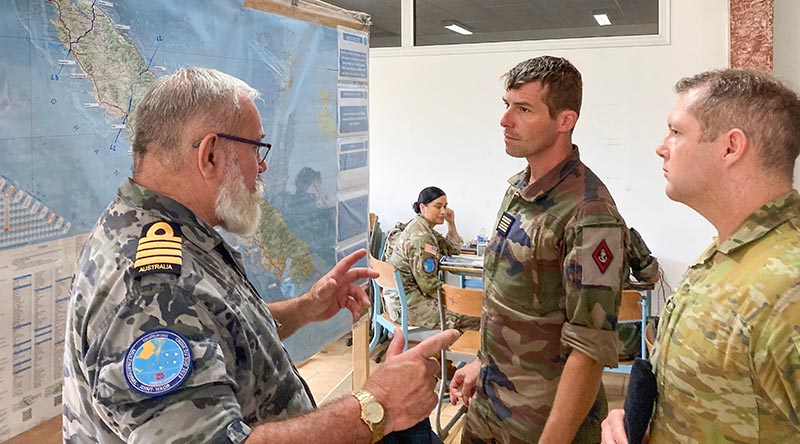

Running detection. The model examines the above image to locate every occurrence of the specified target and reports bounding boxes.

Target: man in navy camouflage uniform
[450,56,629,444]
[63,67,458,444]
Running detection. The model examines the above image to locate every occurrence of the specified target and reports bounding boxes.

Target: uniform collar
[117,178,225,254]
[692,190,800,266]
[508,146,581,202]
[413,214,435,231]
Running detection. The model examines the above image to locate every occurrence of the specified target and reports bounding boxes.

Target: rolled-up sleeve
[561,201,627,367]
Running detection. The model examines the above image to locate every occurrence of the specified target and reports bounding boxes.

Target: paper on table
[440,255,484,268]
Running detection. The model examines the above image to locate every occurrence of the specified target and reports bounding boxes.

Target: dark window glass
[325,0,402,48]
[414,0,659,46]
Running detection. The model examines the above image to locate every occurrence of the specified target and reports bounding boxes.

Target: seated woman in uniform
[386,186,480,330]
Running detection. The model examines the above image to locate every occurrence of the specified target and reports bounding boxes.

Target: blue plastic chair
[368,253,435,352]
[459,275,483,289]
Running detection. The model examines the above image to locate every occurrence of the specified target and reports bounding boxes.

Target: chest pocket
[493,213,536,272]
[659,289,755,413]
[490,212,552,314]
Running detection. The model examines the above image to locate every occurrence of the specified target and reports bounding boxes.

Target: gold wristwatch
[352,390,386,443]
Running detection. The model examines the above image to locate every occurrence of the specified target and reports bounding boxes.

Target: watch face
[364,401,384,422]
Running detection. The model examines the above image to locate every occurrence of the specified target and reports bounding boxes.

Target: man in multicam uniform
[62,67,459,444]
[601,70,800,443]
[387,187,480,330]
[450,56,629,444]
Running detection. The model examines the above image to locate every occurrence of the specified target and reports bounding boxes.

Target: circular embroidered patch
[422,257,436,273]
[124,329,192,397]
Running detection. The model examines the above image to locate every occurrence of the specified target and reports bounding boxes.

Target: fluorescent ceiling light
[442,20,473,35]
[593,13,612,26]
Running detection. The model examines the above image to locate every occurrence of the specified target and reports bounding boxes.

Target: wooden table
[440,255,483,288]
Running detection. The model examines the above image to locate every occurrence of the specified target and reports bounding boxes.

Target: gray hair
[132,67,261,172]
[675,69,800,181]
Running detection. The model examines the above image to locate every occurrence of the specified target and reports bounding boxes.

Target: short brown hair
[503,56,582,119]
[675,69,800,180]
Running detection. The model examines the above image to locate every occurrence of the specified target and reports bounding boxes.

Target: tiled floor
[297,334,629,443]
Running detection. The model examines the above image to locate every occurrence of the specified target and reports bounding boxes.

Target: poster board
[0,0,370,439]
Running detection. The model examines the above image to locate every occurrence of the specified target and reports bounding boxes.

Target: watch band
[352,390,386,443]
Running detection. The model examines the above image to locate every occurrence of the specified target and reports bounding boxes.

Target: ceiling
[324,0,659,47]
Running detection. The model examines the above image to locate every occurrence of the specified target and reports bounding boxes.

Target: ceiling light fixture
[593,11,612,26]
[442,20,473,36]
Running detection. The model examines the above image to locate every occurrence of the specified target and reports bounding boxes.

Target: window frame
[371,0,670,57]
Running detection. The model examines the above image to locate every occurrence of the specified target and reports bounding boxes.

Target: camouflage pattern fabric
[625,227,659,284]
[63,179,315,444]
[464,367,609,444]
[388,215,478,330]
[381,221,408,262]
[467,147,628,443]
[650,191,800,443]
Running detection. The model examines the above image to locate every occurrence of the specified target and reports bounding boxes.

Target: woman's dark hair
[412,186,445,214]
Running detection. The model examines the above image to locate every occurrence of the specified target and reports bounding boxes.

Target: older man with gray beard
[62,67,458,444]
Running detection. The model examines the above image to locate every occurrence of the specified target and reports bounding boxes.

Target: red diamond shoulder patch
[592,239,613,273]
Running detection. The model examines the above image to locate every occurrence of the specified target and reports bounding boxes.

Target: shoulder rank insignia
[124,329,193,397]
[133,221,183,278]
[496,212,514,237]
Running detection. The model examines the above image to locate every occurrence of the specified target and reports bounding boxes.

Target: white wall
[775,0,800,88]
[368,0,728,297]
[774,0,800,186]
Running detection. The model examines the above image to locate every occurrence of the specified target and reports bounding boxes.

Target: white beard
[214,155,264,237]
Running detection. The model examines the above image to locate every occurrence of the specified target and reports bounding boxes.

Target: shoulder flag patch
[424,243,438,256]
[133,221,183,278]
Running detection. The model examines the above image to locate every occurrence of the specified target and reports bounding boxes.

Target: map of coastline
[1,0,356,361]
[50,0,155,131]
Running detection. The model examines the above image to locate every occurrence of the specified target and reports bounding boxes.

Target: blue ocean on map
[0,0,367,360]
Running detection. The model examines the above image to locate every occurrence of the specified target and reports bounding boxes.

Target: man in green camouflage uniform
[388,213,480,330]
[450,56,629,444]
[602,70,800,443]
[625,227,659,285]
[63,67,459,444]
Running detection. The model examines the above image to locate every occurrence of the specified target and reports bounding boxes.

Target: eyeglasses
[192,133,271,163]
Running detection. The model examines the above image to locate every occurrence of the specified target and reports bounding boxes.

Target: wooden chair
[367,213,386,260]
[618,289,643,322]
[644,322,656,356]
[367,254,435,353]
[607,290,648,374]
[434,284,483,440]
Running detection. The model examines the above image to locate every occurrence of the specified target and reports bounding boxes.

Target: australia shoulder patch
[124,329,193,397]
[133,221,183,278]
